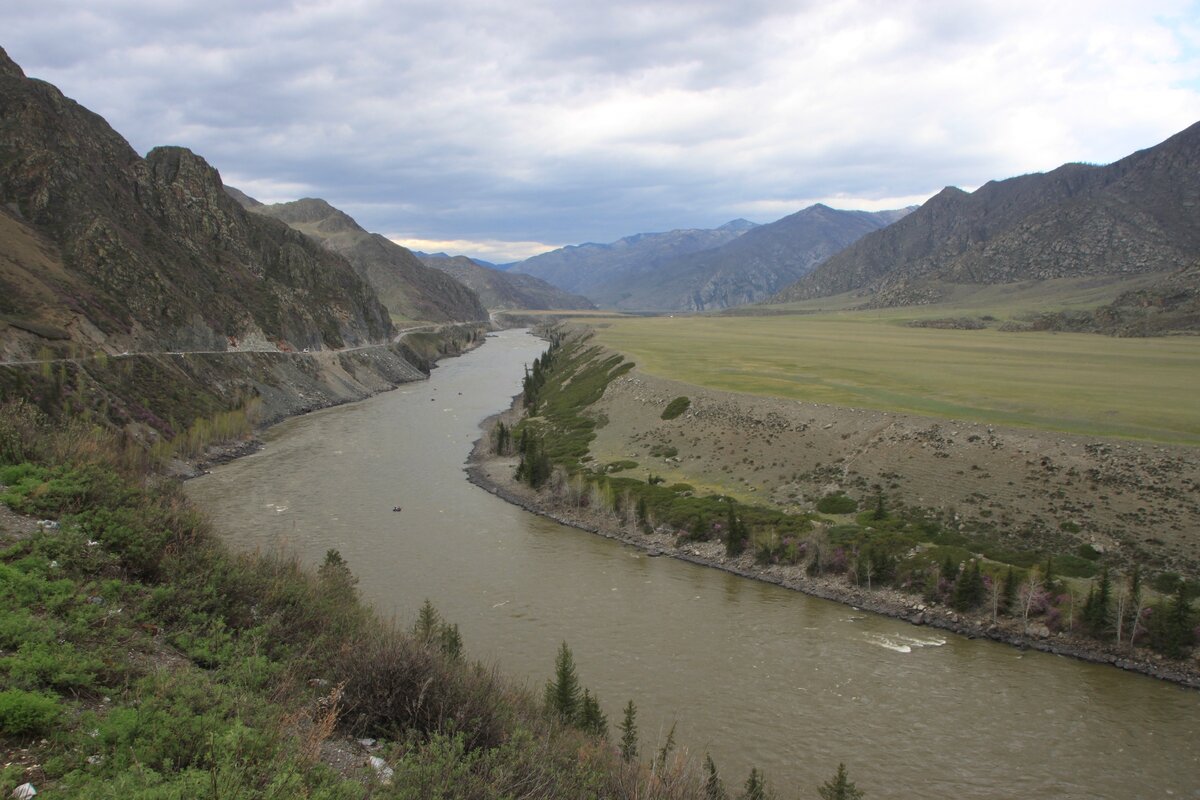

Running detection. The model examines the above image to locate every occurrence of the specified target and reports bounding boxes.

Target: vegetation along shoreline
[464,325,1199,689]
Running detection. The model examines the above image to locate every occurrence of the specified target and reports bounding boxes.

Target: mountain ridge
[239,196,489,324]
[773,122,1200,307]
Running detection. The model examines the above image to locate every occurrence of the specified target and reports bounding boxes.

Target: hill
[0,47,391,358]
[619,204,912,310]
[241,197,489,324]
[773,123,1200,312]
[417,253,596,310]
[508,219,757,303]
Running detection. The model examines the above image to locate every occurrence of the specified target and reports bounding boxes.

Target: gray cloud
[4,0,1199,260]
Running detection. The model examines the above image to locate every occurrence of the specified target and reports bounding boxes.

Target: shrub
[816,494,858,514]
[660,397,690,420]
[0,689,61,736]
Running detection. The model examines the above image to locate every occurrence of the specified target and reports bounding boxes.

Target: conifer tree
[578,688,608,738]
[742,767,768,800]
[617,700,638,762]
[413,598,440,645]
[704,754,727,800]
[1001,567,1019,615]
[655,721,677,775]
[439,622,463,660]
[818,763,865,800]
[545,641,581,722]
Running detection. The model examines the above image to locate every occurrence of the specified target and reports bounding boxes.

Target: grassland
[585,311,1200,444]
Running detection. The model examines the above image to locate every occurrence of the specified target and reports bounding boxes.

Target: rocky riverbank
[465,394,1200,690]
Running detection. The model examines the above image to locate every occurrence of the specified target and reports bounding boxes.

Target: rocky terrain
[773,123,1200,316]
[242,197,489,324]
[417,253,596,310]
[0,48,393,359]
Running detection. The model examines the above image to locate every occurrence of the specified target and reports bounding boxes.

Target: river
[186,328,1200,799]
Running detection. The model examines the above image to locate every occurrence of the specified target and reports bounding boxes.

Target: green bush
[816,494,858,514]
[661,396,690,420]
[0,689,61,736]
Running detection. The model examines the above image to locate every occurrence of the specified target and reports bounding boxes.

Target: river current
[187,328,1199,799]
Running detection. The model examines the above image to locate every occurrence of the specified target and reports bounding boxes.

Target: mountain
[416,254,596,310]
[0,47,391,356]
[618,205,913,310]
[508,219,757,303]
[773,123,1200,307]
[239,198,489,324]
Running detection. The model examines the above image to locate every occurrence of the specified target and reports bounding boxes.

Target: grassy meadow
[584,311,1200,444]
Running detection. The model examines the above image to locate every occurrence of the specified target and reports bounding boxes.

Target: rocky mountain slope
[773,123,1200,308]
[0,47,392,358]
[417,253,595,310]
[242,197,489,324]
[621,204,912,310]
[509,219,757,304]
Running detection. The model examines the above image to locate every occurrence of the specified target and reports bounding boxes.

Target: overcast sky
[4,1,1200,262]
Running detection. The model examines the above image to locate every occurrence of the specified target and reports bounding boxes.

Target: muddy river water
[187,329,1199,798]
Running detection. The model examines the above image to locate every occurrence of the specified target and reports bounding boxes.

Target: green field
[586,312,1200,444]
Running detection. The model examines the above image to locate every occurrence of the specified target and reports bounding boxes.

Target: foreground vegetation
[584,311,1200,443]
[0,399,867,798]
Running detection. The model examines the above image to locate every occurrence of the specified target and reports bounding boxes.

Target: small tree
[578,688,608,738]
[545,641,581,722]
[655,721,677,776]
[318,549,358,600]
[818,763,864,800]
[617,700,638,762]
[413,598,441,645]
[742,767,769,800]
[704,754,727,800]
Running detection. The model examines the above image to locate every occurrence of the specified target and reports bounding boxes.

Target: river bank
[465,393,1200,690]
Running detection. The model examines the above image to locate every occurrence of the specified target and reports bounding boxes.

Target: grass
[587,311,1200,443]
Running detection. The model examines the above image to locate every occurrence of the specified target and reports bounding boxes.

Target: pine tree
[317,549,358,599]
[952,561,985,611]
[742,767,767,800]
[818,763,865,800]
[655,721,677,775]
[704,754,727,800]
[617,700,638,762]
[545,641,581,722]
[578,688,608,738]
[413,598,440,645]
[872,492,886,521]
[439,622,463,660]
[725,502,748,556]
[1001,567,1019,615]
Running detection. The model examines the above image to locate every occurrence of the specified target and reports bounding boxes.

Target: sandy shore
[465,379,1200,689]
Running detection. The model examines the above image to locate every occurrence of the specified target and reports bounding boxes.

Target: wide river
[188,329,1199,799]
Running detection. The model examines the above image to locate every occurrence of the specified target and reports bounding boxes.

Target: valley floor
[466,365,1200,686]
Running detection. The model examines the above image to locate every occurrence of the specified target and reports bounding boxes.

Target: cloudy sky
[4,1,1200,262]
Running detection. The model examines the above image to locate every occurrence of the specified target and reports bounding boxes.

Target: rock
[11,784,36,799]
[369,755,394,785]
[1029,623,1052,639]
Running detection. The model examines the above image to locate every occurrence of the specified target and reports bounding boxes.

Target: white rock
[369,755,394,785]
[12,783,36,799]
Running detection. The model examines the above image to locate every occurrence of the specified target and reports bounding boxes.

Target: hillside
[619,204,912,310]
[418,253,596,310]
[242,197,489,324]
[0,47,392,359]
[773,123,1200,310]
[509,219,757,303]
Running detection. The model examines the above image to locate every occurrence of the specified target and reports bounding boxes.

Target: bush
[0,689,61,736]
[660,397,690,420]
[816,494,858,514]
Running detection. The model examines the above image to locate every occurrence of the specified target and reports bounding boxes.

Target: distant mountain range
[415,254,595,311]
[236,197,489,324]
[508,219,758,307]
[772,122,1200,312]
[507,208,914,311]
[615,205,913,310]
[0,47,394,355]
